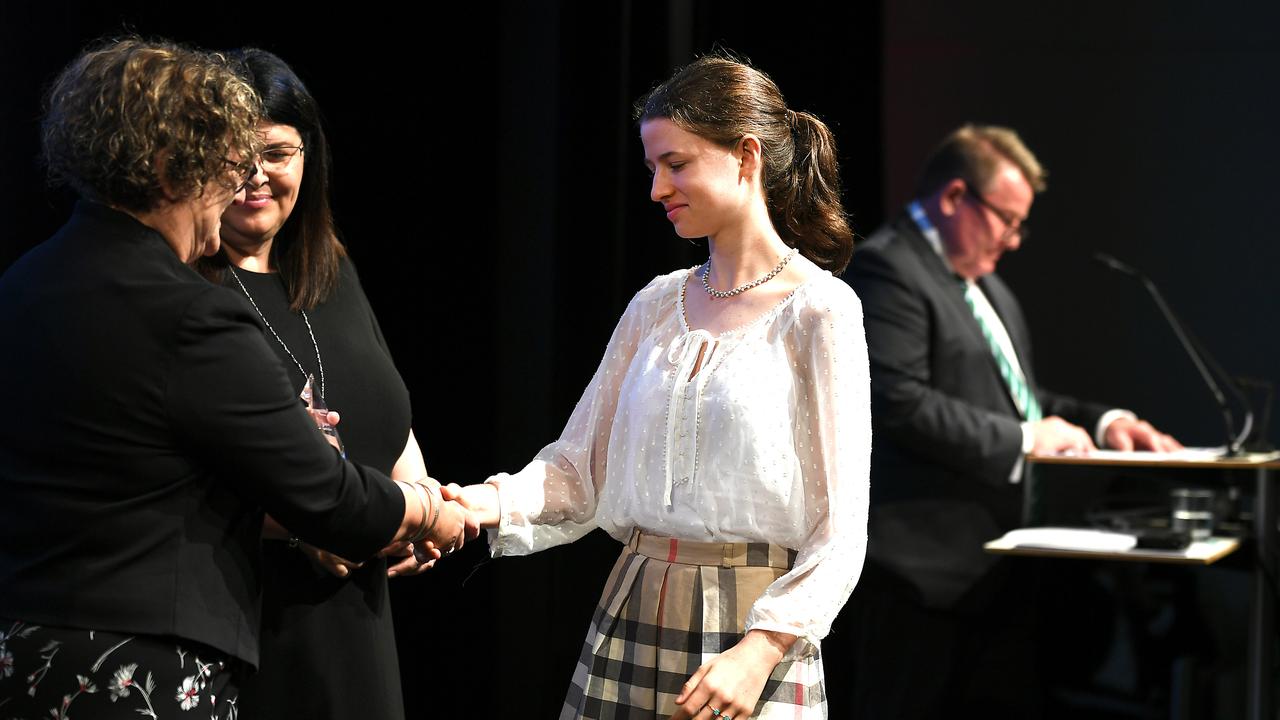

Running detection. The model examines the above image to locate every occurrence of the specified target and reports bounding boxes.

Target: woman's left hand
[299,543,362,578]
[670,629,796,720]
[383,541,438,577]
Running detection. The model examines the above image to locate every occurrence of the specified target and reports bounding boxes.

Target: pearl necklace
[227,265,327,400]
[700,248,797,299]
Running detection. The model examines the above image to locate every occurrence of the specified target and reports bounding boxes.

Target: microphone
[1093,253,1140,277]
[1093,252,1253,455]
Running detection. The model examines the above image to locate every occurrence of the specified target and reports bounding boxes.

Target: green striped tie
[963,284,1043,422]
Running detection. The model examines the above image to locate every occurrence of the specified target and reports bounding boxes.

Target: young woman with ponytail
[445,56,870,719]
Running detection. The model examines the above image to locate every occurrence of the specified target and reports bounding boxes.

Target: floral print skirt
[0,619,239,719]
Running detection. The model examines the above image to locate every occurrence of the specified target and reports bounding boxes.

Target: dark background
[2,1,1275,717]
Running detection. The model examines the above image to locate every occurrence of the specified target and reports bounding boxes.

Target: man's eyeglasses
[966,187,1029,242]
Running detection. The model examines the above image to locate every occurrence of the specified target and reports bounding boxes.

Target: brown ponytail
[636,55,854,273]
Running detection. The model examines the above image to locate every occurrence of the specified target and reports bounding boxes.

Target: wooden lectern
[986,451,1280,720]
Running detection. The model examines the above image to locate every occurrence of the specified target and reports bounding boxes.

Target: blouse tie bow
[662,329,715,508]
[667,328,715,367]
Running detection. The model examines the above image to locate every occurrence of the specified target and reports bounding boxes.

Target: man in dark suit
[843,125,1179,718]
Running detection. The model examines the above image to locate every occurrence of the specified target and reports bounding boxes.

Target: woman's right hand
[440,483,501,528]
[425,494,481,554]
[306,409,343,452]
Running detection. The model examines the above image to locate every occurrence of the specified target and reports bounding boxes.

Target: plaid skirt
[562,531,826,719]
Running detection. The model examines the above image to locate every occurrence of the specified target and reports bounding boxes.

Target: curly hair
[41,37,262,212]
[636,55,854,274]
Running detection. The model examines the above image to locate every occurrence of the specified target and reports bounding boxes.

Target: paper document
[1050,447,1280,463]
[1000,527,1137,552]
[1083,447,1225,462]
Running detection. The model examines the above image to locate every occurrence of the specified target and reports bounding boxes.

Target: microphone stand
[1094,252,1253,456]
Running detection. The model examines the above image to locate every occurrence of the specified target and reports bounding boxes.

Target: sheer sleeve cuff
[483,471,598,556]
[742,616,821,661]
[484,474,532,557]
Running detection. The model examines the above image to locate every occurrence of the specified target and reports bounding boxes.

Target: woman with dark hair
[197,48,423,720]
[0,38,470,719]
[446,56,870,719]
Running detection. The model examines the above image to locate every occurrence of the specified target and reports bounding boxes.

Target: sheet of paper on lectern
[1000,527,1138,552]
[1064,448,1280,463]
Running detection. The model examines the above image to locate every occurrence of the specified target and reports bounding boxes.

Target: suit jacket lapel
[894,215,996,365]
[893,215,1026,414]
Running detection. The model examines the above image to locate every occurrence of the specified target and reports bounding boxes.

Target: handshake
[391,479,503,568]
[292,481,504,580]
[302,399,500,577]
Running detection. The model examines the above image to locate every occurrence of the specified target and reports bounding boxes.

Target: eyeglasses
[255,145,305,173]
[223,158,257,192]
[966,187,1029,242]
[223,145,305,193]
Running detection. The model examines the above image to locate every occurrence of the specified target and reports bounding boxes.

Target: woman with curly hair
[0,38,471,719]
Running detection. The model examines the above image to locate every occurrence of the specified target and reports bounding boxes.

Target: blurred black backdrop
[2,1,1275,717]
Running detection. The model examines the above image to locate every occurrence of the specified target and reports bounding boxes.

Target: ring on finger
[709,708,722,718]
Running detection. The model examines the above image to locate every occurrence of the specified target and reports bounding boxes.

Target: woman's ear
[736,134,764,183]
[153,151,184,203]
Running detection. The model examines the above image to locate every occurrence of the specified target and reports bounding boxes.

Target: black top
[227,259,410,471]
[228,260,411,719]
[0,202,404,665]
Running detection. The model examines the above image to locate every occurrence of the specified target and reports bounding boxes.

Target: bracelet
[398,480,431,544]
[419,480,442,539]
[405,480,441,545]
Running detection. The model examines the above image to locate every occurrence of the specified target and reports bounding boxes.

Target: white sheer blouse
[487,258,871,648]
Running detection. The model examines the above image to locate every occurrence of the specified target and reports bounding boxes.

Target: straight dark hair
[636,55,854,273]
[198,48,345,310]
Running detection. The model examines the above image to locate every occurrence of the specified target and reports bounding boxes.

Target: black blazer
[0,203,404,666]
[846,214,1107,608]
